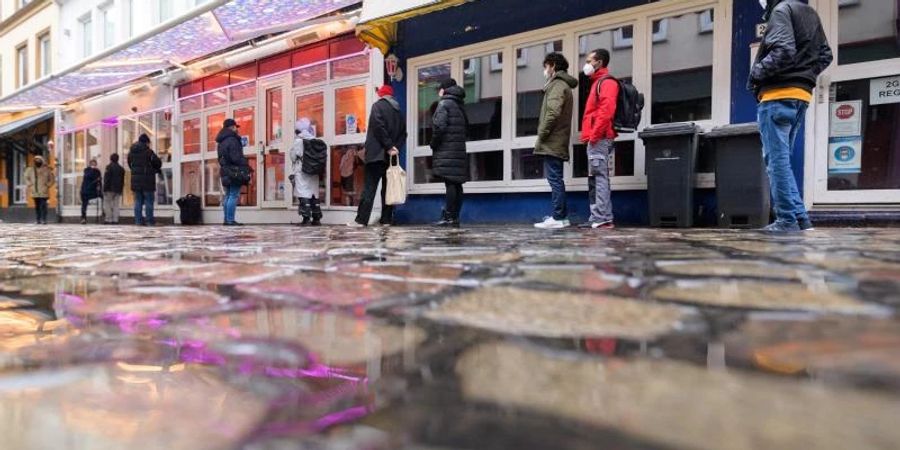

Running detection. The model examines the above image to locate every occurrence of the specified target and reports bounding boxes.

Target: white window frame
[38,32,51,78]
[79,14,93,58]
[406,0,731,195]
[699,10,714,34]
[99,2,115,49]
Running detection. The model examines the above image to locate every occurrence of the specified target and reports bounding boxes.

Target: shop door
[292,90,327,205]
[259,80,290,208]
[12,151,26,205]
[812,0,900,204]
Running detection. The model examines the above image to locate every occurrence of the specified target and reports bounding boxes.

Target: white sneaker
[345,221,365,228]
[534,217,571,229]
[591,220,614,229]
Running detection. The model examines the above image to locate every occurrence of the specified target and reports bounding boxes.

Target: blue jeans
[543,156,567,220]
[758,99,809,226]
[133,190,155,225]
[223,184,241,224]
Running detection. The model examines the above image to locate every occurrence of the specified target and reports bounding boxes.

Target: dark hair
[542,52,569,72]
[110,153,119,163]
[590,48,611,68]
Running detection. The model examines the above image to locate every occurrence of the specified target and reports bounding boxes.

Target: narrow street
[1,224,898,449]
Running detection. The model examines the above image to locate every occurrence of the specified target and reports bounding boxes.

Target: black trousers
[80,194,92,219]
[444,182,464,219]
[355,162,393,225]
[34,198,49,223]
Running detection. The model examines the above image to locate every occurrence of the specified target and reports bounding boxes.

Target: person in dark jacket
[103,153,126,224]
[350,84,407,227]
[79,159,102,224]
[217,118,250,226]
[128,134,163,226]
[533,52,578,229]
[749,0,832,232]
[430,78,469,228]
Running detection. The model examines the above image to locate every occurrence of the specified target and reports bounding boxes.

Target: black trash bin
[639,123,701,228]
[706,123,770,229]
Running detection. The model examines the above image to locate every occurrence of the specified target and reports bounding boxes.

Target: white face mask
[543,67,553,80]
[582,63,595,77]
[759,0,767,9]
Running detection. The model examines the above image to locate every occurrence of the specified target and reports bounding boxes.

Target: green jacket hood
[550,71,579,89]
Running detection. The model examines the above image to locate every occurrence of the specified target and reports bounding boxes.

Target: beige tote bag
[385,154,407,206]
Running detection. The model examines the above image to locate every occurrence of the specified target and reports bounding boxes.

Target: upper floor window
[100,3,115,49]
[19,0,33,9]
[159,0,174,23]
[80,15,93,58]
[16,44,28,88]
[37,32,51,78]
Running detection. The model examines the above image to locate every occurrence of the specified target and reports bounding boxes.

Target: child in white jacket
[290,119,326,225]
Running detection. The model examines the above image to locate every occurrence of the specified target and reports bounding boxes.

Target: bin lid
[705,122,759,138]
[638,122,700,139]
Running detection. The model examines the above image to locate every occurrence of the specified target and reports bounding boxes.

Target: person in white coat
[290,119,327,225]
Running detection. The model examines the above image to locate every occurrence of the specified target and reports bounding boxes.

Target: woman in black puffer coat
[430,78,469,227]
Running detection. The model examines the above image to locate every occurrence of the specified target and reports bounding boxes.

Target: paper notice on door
[828,137,863,174]
[830,100,862,137]
[870,76,900,105]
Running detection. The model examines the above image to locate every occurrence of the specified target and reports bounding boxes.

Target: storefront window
[156,110,172,157]
[469,151,504,181]
[156,168,173,205]
[204,159,222,207]
[516,40,563,137]
[74,130,86,172]
[234,106,255,148]
[577,27,634,130]
[230,82,256,102]
[295,92,324,138]
[413,156,438,184]
[241,156,257,207]
[512,148,544,180]
[463,53,503,141]
[417,63,451,146]
[292,63,327,88]
[180,96,201,114]
[839,1,900,65]
[86,127,101,163]
[74,175,83,206]
[267,87,283,143]
[138,113,154,145]
[335,85,367,136]
[331,53,369,78]
[121,117,137,152]
[63,133,74,174]
[572,141,635,178]
[651,10,713,124]
[207,112,226,154]
[183,118,201,155]
[263,152,286,202]
[63,179,75,206]
[827,78,900,191]
[204,89,228,109]
[330,144,365,206]
[181,161,202,196]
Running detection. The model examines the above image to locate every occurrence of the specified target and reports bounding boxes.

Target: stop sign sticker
[835,104,855,120]
[830,100,862,137]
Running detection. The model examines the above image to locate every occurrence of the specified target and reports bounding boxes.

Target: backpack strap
[594,75,618,100]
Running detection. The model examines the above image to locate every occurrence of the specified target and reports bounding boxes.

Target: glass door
[813,0,900,204]
[12,151,26,205]
[259,79,290,208]
[293,90,327,205]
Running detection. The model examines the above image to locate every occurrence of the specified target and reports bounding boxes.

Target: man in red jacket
[580,48,619,230]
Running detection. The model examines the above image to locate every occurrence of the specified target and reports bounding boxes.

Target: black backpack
[302,138,328,175]
[597,76,644,133]
[176,194,202,225]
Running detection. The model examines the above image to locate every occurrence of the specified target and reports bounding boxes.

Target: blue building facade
[384,0,799,226]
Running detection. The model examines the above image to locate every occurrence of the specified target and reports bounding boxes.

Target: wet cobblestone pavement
[1,224,899,450]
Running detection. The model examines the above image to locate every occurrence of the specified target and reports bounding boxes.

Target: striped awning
[356,0,470,54]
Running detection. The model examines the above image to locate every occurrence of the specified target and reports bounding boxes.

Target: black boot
[311,197,322,226]
[433,209,455,227]
[298,199,312,226]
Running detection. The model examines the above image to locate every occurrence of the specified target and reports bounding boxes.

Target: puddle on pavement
[0,224,898,449]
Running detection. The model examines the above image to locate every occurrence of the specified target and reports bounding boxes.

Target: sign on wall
[829,100,862,137]
[870,75,900,105]
[828,136,863,174]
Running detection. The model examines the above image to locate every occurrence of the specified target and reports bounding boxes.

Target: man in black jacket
[103,153,125,224]
[430,78,469,228]
[80,159,102,224]
[350,84,407,227]
[749,0,832,232]
[217,118,250,226]
[128,134,162,226]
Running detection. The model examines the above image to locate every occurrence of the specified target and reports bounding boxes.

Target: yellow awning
[356,0,470,54]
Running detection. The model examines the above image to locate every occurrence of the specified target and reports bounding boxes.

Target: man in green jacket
[534,52,578,229]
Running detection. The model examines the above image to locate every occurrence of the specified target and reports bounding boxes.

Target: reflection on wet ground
[0,224,899,449]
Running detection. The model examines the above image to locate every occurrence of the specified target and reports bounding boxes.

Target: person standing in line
[24,155,55,225]
[216,118,249,226]
[128,134,162,226]
[580,48,619,230]
[80,159,103,224]
[430,78,469,228]
[349,84,406,227]
[749,0,832,232]
[102,153,125,224]
[533,52,579,229]
[290,119,327,226]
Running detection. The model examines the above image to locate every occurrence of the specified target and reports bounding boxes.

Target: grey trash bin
[706,123,770,229]
[638,123,701,228]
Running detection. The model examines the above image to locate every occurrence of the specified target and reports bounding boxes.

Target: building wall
[0,0,58,99]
